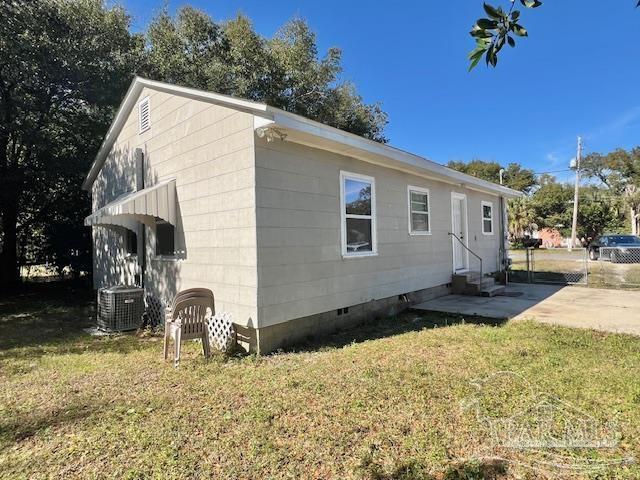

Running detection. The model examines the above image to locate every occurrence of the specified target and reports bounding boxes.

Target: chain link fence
[509,247,640,289]
[509,248,589,285]
[591,247,640,289]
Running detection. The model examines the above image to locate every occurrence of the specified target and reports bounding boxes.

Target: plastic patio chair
[163,288,215,366]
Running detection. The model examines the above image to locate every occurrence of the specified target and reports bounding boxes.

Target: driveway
[412,283,640,336]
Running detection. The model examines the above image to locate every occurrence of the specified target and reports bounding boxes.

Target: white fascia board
[266,109,523,199]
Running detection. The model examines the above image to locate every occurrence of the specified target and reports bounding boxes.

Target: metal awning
[84,178,177,230]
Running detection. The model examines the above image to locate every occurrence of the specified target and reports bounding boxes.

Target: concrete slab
[412,283,640,336]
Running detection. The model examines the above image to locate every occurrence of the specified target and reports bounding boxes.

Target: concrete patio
[412,283,640,336]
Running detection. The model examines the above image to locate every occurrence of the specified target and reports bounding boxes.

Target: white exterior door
[451,193,468,272]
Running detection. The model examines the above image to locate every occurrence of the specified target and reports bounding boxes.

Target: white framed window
[407,186,431,235]
[482,200,494,235]
[340,171,377,257]
[139,97,150,133]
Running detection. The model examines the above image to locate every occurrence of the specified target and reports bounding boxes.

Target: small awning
[85,178,177,229]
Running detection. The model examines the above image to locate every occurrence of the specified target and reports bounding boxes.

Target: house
[83,77,521,353]
[537,227,563,248]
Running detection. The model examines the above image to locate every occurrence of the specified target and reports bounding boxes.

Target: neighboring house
[83,77,521,353]
[537,228,563,248]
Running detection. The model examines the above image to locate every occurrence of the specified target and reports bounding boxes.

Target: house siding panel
[91,87,258,327]
[255,139,502,328]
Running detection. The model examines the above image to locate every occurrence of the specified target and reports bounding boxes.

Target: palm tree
[508,197,536,239]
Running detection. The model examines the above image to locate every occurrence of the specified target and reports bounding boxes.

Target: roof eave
[265,109,523,199]
[83,77,523,200]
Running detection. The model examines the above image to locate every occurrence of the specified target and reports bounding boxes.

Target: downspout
[135,148,145,289]
[500,196,508,285]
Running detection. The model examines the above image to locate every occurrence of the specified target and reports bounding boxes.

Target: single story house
[83,77,521,353]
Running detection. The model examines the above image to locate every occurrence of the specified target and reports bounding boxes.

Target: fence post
[584,248,589,286]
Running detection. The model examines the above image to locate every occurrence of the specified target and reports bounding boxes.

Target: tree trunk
[632,208,638,236]
[0,205,19,289]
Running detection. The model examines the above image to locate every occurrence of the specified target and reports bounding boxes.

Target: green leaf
[468,53,483,71]
[477,18,498,29]
[511,10,521,21]
[483,3,503,20]
[520,0,542,7]
[468,44,488,60]
[512,24,528,36]
[470,27,494,38]
[507,35,516,47]
[486,44,498,67]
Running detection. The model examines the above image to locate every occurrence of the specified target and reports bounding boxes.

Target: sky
[121,0,640,183]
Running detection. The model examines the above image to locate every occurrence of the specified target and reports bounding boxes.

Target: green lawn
[1,284,639,479]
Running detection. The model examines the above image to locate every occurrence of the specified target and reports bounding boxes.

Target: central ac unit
[97,286,144,332]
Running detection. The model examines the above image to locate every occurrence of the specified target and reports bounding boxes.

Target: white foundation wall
[254,138,503,328]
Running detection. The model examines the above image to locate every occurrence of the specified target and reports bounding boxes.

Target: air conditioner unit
[97,286,144,332]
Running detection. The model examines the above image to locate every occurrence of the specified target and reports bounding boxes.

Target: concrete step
[468,277,496,289]
[453,271,482,282]
[460,278,496,295]
[480,285,506,297]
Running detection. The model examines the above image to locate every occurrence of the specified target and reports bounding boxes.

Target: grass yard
[1,284,640,479]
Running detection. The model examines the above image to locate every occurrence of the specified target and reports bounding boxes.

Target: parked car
[588,234,640,262]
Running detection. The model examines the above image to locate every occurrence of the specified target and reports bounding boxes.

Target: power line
[533,169,573,175]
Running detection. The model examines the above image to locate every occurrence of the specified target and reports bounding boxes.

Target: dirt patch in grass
[1,284,639,479]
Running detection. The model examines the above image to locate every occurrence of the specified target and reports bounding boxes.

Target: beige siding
[91,87,258,327]
[255,139,502,328]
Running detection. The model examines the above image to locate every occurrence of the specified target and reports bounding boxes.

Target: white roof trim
[85,178,177,228]
[83,77,522,198]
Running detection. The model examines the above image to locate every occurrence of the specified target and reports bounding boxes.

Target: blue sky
[122,0,640,182]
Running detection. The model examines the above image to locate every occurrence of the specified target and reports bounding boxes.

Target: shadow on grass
[358,454,508,480]
[289,310,507,354]
[0,281,153,359]
[0,396,105,447]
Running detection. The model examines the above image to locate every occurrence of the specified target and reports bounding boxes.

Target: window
[124,229,137,256]
[482,201,494,235]
[340,171,376,257]
[408,186,431,235]
[155,220,175,256]
[139,97,150,133]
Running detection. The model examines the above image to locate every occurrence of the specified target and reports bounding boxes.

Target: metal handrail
[448,232,483,280]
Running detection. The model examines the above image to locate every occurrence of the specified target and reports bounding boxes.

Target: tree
[469,1,639,70]
[508,197,536,238]
[447,159,537,193]
[525,178,625,239]
[145,9,388,142]
[0,0,143,288]
[528,179,573,233]
[581,147,640,234]
[468,0,542,70]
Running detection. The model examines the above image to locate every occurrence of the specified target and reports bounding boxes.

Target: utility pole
[569,136,582,252]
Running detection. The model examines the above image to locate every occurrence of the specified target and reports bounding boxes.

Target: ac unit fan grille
[97,286,144,332]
